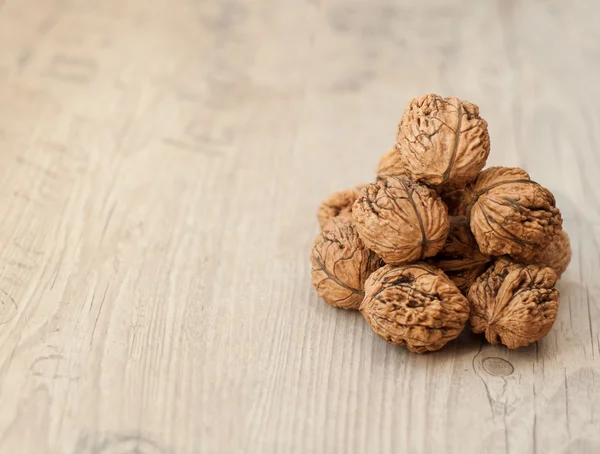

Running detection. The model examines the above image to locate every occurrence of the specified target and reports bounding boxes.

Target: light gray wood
[0,0,598,453]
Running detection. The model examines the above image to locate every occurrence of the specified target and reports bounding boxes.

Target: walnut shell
[352,176,450,265]
[396,94,490,187]
[468,258,560,349]
[376,146,407,180]
[524,229,571,278]
[427,216,491,293]
[461,167,563,260]
[360,263,470,353]
[317,184,366,230]
[310,219,382,310]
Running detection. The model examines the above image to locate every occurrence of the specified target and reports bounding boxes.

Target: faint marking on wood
[30,355,79,381]
[483,357,515,377]
[3,259,35,271]
[37,11,60,36]
[0,289,18,324]
[90,286,109,342]
[13,190,42,205]
[98,202,116,246]
[12,137,87,206]
[162,137,222,156]
[174,90,205,104]
[44,54,97,84]
[16,156,59,179]
[472,342,495,414]
[17,49,33,71]
[12,237,43,256]
[74,432,168,454]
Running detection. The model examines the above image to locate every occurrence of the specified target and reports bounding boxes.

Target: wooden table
[0,1,599,453]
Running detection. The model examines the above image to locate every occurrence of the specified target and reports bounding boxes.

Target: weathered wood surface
[0,0,598,453]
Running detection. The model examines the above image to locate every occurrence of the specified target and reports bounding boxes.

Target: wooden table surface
[0,1,599,453]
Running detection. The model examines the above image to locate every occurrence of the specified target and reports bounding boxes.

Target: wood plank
[0,0,598,453]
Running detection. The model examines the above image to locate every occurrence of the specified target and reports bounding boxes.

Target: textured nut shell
[396,94,490,187]
[310,219,382,310]
[352,176,450,265]
[463,167,563,260]
[376,146,407,180]
[317,185,366,230]
[460,167,531,218]
[427,216,491,293]
[525,229,571,278]
[468,258,560,349]
[360,263,470,353]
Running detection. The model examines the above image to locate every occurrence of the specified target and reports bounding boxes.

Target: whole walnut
[360,263,470,353]
[317,184,366,230]
[376,146,407,180]
[396,94,490,187]
[439,185,467,216]
[468,258,560,349]
[352,176,450,265]
[524,229,571,278]
[460,167,563,260]
[310,218,382,310]
[427,216,491,293]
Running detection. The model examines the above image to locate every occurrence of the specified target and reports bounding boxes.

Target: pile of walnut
[310,94,571,353]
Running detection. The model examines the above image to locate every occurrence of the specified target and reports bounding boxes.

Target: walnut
[468,258,560,349]
[524,229,571,278]
[460,167,563,260]
[310,218,382,310]
[352,176,450,265]
[360,263,470,353]
[439,185,467,216]
[317,184,366,230]
[376,146,407,180]
[427,216,491,293]
[396,94,490,187]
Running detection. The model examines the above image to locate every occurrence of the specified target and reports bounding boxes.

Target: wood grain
[0,0,599,453]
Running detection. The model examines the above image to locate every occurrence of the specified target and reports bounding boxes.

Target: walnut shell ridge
[427,216,491,293]
[525,229,571,278]
[468,258,560,349]
[352,176,450,265]
[396,94,490,187]
[310,219,382,310]
[461,167,563,260]
[317,184,366,230]
[376,145,407,180]
[360,263,470,353]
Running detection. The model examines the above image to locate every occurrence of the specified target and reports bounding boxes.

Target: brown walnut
[317,184,366,230]
[360,263,470,353]
[376,146,407,180]
[460,167,563,260]
[427,216,491,293]
[352,176,450,265]
[468,258,560,349]
[396,94,490,187]
[524,229,571,278]
[311,218,382,310]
